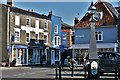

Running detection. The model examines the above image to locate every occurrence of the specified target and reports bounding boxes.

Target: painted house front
[61,22,73,64]
[2,1,51,66]
[73,1,119,61]
[48,11,62,64]
[73,26,118,59]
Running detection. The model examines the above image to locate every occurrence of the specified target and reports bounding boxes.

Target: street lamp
[72,28,75,59]
[87,2,103,79]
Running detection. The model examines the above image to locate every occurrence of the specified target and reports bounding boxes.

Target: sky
[1,0,120,26]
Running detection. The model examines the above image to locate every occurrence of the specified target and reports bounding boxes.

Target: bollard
[84,66,87,80]
[118,65,120,79]
[59,67,61,80]
[71,61,74,77]
[115,67,117,80]
[55,67,58,79]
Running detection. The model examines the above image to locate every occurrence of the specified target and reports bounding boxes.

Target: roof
[115,7,120,13]
[3,4,51,20]
[61,21,73,29]
[75,1,119,28]
[103,2,119,18]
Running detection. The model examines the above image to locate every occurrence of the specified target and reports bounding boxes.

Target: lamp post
[87,2,102,79]
[9,35,14,67]
[72,28,75,59]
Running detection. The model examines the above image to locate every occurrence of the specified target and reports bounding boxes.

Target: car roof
[98,52,118,55]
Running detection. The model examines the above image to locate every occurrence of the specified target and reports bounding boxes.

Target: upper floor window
[62,34,67,40]
[14,31,20,42]
[54,25,58,34]
[44,34,48,44]
[35,20,39,28]
[15,15,20,26]
[44,22,48,30]
[26,18,30,26]
[54,36,61,46]
[95,31,103,41]
[35,34,39,43]
[26,33,30,43]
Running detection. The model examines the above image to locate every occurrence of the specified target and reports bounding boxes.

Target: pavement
[1,67,31,70]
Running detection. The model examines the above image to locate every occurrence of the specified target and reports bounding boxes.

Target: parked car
[85,52,120,74]
[98,52,120,73]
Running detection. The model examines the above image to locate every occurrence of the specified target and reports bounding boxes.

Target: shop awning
[14,45,28,49]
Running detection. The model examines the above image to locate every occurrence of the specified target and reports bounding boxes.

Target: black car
[98,52,120,73]
[85,52,120,74]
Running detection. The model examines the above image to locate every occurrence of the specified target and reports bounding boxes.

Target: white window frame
[58,36,61,45]
[26,18,30,26]
[15,15,20,26]
[14,31,20,42]
[62,33,67,40]
[44,21,48,30]
[35,34,39,43]
[54,36,61,46]
[35,20,39,28]
[44,34,48,44]
[26,33,30,43]
[95,31,103,41]
[54,25,58,34]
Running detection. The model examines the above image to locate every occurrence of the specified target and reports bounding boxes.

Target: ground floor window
[55,50,59,60]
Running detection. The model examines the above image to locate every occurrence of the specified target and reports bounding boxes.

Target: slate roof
[61,21,73,29]
[104,2,119,18]
[3,4,50,20]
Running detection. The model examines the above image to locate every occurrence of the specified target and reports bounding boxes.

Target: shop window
[55,51,59,60]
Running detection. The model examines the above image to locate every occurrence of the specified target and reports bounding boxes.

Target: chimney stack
[7,0,14,6]
[74,17,79,25]
[48,11,52,19]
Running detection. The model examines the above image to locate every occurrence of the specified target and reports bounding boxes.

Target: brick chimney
[7,0,14,6]
[74,17,79,25]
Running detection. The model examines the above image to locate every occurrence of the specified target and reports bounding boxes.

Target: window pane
[26,19,30,26]
[15,16,20,26]
[55,37,57,45]
[99,35,101,40]
[44,35,47,43]
[55,25,58,33]
[15,32,19,41]
[55,51,59,60]
[44,22,48,29]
